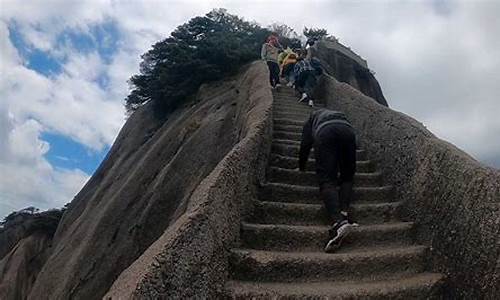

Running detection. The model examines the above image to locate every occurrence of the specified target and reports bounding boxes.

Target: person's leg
[314,131,342,223]
[318,125,357,253]
[288,71,296,85]
[266,61,275,87]
[271,62,280,86]
[303,71,317,96]
[337,125,357,221]
[295,72,305,92]
[284,64,295,86]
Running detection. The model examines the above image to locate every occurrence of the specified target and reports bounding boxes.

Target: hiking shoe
[308,99,314,107]
[299,93,308,102]
[324,220,357,253]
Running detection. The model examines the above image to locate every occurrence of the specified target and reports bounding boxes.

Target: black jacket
[299,109,353,171]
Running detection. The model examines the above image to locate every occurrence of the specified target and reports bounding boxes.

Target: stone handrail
[314,74,500,298]
[104,61,273,299]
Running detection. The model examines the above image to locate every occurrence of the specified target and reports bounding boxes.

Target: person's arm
[298,115,314,171]
[261,44,267,60]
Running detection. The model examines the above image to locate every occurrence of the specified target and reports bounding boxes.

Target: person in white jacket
[261,34,282,88]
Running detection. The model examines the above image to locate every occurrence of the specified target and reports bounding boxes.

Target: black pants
[314,124,357,222]
[267,61,280,87]
[295,70,316,95]
[282,63,295,83]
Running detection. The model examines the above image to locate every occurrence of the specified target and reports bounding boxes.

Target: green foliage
[1,206,38,225]
[303,27,329,40]
[125,9,270,115]
[269,23,302,49]
[1,207,64,236]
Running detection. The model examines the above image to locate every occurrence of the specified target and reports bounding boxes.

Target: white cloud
[0,107,89,218]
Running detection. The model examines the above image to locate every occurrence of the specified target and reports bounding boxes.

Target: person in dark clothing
[294,55,322,107]
[298,109,358,253]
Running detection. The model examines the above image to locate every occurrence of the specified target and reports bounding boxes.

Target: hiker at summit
[261,34,282,88]
[298,109,358,253]
[294,52,321,107]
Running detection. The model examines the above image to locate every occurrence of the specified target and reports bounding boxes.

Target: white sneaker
[325,220,355,253]
[299,93,308,102]
[275,83,282,87]
[286,82,293,87]
[308,99,314,107]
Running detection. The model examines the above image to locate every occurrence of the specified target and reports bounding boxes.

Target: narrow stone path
[225,87,445,299]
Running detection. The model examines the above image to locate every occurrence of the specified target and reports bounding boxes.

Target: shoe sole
[324,224,358,253]
[324,233,347,253]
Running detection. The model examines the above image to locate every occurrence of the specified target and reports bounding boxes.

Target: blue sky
[1,0,499,220]
[7,22,118,175]
[41,132,109,174]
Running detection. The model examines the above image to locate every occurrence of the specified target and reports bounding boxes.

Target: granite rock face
[311,41,388,106]
[26,62,272,300]
[314,75,500,299]
[104,61,273,299]
[0,210,62,299]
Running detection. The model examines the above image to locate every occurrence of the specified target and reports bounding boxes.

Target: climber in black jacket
[298,108,358,253]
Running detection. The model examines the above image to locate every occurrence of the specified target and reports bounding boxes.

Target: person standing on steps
[298,109,359,253]
[280,50,298,87]
[294,53,319,107]
[261,34,282,88]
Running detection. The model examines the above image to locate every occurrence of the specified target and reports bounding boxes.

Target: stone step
[273,107,317,116]
[273,102,326,113]
[224,273,445,299]
[273,130,302,141]
[273,102,325,111]
[259,183,394,204]
[272,138,301,147]
[273,87,298,95]
[274,112,312,121]
[271,143,367,160]
[240,222,414,252]
[269,154,375,173]
[274,139,363,153]
[274,123,305,133]
[268,167,380,187]
[251,201,401,226]
[230,245,427,283]
[273,137,367,152]
[274,118,306,127]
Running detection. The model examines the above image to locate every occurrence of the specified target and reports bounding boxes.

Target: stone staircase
[225,87,445,299]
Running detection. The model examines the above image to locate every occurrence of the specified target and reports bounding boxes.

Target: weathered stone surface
[0,210,62,260]
[311,41,388,107]
[103,61,273,299]
[28,62,272,300]
[314,74,500,299]
[0,210,62,299]
[0,233,53,300]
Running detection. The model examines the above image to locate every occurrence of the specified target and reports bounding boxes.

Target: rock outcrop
[313,74,500,299]
[27,62,272,300]
[311,41,388,106]
[3,36,497,299]
[103,62,272,299]
[0,210,62,299]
